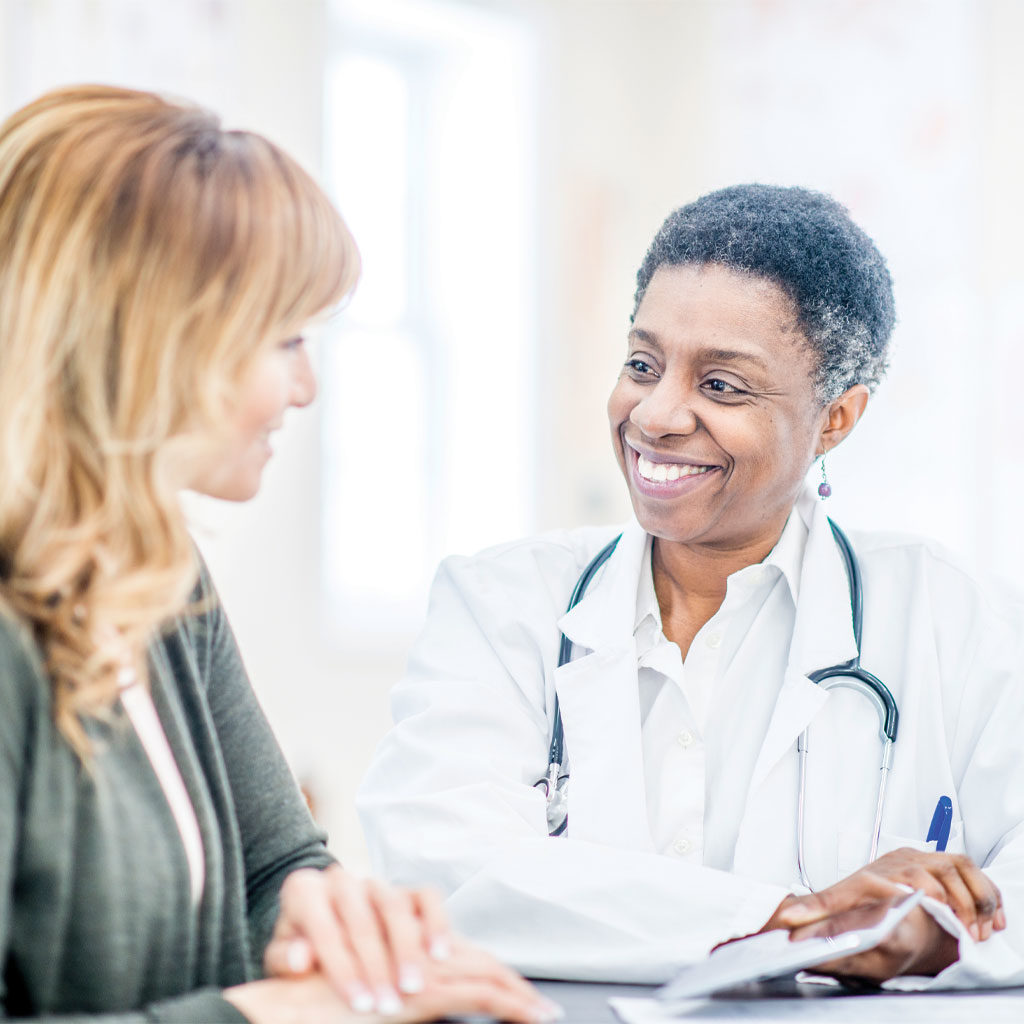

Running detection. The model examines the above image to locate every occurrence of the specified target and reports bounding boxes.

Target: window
[322,0,537,642]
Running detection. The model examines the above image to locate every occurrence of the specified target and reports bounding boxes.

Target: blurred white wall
[3,0,1024,871]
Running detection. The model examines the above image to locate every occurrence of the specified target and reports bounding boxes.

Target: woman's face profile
[607,262,830,552]
[187,335,318,502]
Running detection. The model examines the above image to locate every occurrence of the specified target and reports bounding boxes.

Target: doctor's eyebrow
[626,329,770,371]
[626,327,662,351]
[699,347,771,370]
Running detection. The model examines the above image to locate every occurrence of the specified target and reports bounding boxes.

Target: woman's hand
[391,938,563,1023]
[768,848,1005,942]
[263,866,451,1012]
[262,865,561,1021]
[226,966,560,1024]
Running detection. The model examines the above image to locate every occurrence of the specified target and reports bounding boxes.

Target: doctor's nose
[629,383,699,439]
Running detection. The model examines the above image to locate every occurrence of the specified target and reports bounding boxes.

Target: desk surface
[533,979,1024,1023]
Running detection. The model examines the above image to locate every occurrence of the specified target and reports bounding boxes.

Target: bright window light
[322,0,537,643]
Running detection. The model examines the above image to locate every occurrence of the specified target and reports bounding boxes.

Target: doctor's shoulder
[850,525,1024,667]
[431,524,625,609]
[421,523,626,657]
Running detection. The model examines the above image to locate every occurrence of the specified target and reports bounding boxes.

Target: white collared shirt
[636,510,808,865]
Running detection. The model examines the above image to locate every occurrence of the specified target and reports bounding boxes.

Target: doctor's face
[608,262,828,553]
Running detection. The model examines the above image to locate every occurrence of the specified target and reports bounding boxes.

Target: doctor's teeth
[637,453,711,482]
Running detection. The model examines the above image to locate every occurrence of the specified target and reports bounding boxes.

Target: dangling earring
[817,456,832,500]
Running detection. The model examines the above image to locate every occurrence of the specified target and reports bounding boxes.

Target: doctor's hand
[768,848,1005,944]
[784,893,961,984]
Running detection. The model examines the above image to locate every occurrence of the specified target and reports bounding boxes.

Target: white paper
[610,992,1024,1023]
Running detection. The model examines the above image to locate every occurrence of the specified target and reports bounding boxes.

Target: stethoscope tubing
[538,517,900,888]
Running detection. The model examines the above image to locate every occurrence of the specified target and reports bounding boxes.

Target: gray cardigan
[0,570,335,1021]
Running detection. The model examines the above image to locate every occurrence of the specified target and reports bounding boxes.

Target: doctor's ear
[816,384,869,456]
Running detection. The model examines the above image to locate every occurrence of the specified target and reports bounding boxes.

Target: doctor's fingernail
[398,964,425,994]
[429,935,452,961]
[346,984,375,1013]
[780,907,816,926]
[996,908,1008,930]
[375,985,403,1016]
[969,922,981,942]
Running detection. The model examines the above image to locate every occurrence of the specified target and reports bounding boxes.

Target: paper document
[656,889,923,1004]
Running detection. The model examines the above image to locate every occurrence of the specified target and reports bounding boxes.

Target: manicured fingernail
[534,1001,565,1023]
[429,935,452,961]
[375,986,403,1016]
[969,922,981,942]
[997,908,1008,930]
[398,964,424,994]
[285,940,310,973]
[346,984,375,1013]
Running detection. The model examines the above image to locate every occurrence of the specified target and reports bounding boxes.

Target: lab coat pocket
[837,820,966,879]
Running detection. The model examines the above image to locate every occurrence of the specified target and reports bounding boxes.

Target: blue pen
[927,795,953,852]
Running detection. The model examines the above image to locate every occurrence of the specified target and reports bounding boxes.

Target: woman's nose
[291,347,318,408]
[630,381,698,438]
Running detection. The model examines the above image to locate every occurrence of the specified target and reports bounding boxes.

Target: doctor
[358,184,1024,987]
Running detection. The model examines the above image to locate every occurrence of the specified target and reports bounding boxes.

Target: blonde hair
[0,85,359,755]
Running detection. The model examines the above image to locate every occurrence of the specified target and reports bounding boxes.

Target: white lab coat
[358,493,1024,986]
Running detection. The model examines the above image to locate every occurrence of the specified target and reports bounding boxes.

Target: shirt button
[676,730,695,749]
[672,837,692,856]
[705,631,722,649]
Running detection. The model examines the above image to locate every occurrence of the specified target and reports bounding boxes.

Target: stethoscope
[534,519,899,892]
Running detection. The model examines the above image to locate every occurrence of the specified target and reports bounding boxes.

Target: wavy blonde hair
[0,85,359,755]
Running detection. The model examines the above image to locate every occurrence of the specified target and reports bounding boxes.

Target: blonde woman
[0,86,557,1024]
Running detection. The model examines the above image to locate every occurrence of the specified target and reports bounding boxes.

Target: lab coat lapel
[553,521,655,852]
[747,497,860,795]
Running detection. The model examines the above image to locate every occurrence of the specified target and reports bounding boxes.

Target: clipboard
[656,889,925,1004]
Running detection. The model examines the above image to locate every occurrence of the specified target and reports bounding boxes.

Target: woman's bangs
[246,144,360,338]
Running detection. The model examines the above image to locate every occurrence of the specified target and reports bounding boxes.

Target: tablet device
[656,888,925,1004]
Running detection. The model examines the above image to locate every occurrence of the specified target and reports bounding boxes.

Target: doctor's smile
[628,446,719,496]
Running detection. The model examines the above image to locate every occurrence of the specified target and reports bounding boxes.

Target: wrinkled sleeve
[195,571,335,968]
[357,551,788,983]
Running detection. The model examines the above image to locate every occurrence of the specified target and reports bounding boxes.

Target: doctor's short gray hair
[633,184,895,403]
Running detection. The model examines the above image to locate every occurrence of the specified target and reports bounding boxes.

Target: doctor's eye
[279,336,305,353]
[624,358,657,380]
[702,377,744,397]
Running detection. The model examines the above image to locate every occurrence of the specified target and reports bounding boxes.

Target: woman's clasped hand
[757,848,1006,983]
[230,865,561,1023]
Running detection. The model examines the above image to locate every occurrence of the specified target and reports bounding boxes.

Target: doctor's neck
[651,515,788,659]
